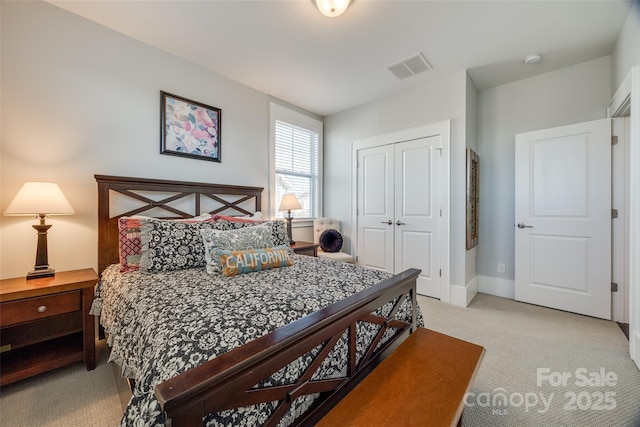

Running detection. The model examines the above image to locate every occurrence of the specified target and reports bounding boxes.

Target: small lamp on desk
[4,182,75,279]
[278,193,302,244]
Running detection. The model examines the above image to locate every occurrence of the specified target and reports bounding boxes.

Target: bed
[93,174,422,426]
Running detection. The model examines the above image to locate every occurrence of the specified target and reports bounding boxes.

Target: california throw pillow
[218,246,293,277]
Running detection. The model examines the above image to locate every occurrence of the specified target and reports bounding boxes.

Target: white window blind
[273,114,321,220]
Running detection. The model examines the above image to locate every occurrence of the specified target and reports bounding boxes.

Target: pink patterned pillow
[117,215,215,272]
[212,213,262,223]
[118,217,144,272]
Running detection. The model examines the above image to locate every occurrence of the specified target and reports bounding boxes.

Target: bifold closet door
[356,137,442,298]
[394,138,441,298]
[356,145,394,273]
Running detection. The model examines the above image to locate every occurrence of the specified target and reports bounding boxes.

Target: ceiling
[46,0,633,117]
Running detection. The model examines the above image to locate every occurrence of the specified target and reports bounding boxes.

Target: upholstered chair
[313,217,355,264]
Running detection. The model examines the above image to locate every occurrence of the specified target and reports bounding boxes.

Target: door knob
[517,223,533,229]
[396,221,406,226]
[380,220,392,225]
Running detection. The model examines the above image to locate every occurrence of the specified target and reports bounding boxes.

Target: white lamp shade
[313,0,352,17]
[4,182,75,216]
[278,193,302,212]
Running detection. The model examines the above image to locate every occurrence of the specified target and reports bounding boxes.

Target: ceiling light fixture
[312,0,353,17]
[523,54,542,64]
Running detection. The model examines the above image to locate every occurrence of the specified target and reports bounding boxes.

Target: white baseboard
[477,275,515,299]
[632,330,640,370]
[450,276,478,307]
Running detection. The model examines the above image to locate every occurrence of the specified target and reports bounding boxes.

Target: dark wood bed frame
[95,174,420,427]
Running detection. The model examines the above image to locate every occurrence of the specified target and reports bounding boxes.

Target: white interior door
[394,138,441,298]
[357,145,394,272]
[515,119,611,319]
[608,65,639,370]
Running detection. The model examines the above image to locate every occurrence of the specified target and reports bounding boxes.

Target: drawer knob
[37,305,47,313]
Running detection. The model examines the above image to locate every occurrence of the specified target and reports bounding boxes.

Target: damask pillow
[268,220,290,248]
[212,220,291,249]
[138,219,226,273]
[200,223,275,274]
[218,246,293,277]
[117,214,215,272]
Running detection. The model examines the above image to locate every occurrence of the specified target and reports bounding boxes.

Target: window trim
[269,102,323,221]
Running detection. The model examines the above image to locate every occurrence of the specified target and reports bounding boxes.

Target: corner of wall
[450,276,478,307]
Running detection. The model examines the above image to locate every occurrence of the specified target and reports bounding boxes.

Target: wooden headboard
[95,175,263,274]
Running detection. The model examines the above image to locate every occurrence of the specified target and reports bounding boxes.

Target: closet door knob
[381,220,392,225]
[517,223,533,229]
[396,221,406,226]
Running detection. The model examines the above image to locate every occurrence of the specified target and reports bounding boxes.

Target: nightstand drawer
[0,291,81,327]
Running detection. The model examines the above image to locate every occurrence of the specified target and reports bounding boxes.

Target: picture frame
[466,148,479,250]
[160,91,221,162]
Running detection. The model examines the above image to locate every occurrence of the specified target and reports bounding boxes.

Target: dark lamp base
[285,213,295,245]
[27,268,55,280]
[28,216,55,280]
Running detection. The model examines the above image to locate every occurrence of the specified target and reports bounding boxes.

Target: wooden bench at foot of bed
[317,328,485,427]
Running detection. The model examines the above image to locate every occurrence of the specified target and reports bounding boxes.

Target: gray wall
[465,72,479,287]
[611,1,640,91]
[476,56,612,290]
[0,1,274,278]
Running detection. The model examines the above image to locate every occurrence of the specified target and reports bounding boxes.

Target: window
[270,103,322,220]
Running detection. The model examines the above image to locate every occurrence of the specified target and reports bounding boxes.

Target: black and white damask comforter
[91,255,422,426]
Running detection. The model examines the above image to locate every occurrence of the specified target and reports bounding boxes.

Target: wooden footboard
[154,268,421,427]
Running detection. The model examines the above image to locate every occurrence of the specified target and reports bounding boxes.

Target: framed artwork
[466,148,479,250]
[160,91,221,162]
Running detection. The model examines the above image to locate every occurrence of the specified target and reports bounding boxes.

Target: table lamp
[278,193,302,244]
[4,182,75,279]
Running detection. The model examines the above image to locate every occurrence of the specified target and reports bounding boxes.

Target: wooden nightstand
[290,241,319,257]
[0,268,98,386]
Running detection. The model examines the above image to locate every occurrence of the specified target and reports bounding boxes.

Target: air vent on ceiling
[388,53,433,80]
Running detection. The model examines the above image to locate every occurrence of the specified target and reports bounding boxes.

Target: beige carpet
[419,293,640,427]
[1,293,639,426]
[0,340,122,427]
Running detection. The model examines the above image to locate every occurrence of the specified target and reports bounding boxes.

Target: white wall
[324,70,470,291]
[0,1,275,278]
[476,56,612,297]
[611,1,640,91]
[465,72,478,291]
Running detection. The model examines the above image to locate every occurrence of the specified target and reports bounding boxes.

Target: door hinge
[439,269,442,277]
[0,344,11,353]
[612,209,619,219]
[612,135,618,145]
[611,282,618,292]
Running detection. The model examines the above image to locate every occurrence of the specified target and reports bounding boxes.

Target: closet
[354,134,444,298]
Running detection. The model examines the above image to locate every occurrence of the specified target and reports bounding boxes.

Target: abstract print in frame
[466,148,479,250]
[161,91,221,162]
